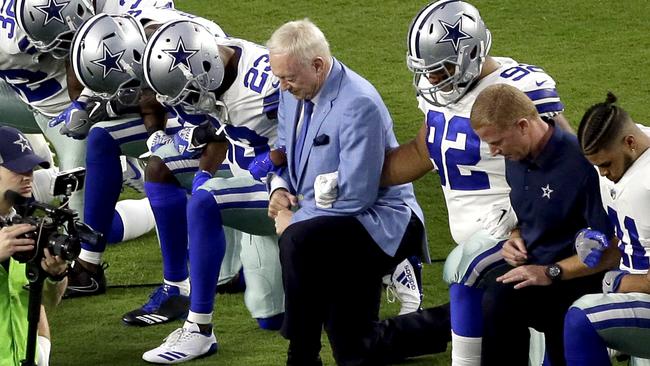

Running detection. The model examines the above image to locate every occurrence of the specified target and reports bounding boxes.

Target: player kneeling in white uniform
[565,93,650,365]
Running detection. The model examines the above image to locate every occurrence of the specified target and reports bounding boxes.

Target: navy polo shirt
[506,122,614,265]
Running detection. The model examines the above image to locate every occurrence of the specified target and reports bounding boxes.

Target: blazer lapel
[296,59,344,180]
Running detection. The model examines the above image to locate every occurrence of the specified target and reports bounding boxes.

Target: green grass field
[49,1,650,365]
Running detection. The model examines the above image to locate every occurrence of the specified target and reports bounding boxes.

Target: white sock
[114,198,155,242]
[187,311,212,325]
[37,335,51,366]
[78,249,102,265]
[164,278,190,297]
[451,332,481,366]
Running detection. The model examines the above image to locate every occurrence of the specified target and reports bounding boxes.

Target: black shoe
[122,284,190,326]
[63,261,107,298]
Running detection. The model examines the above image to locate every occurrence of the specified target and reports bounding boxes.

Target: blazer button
[297,194,304,201]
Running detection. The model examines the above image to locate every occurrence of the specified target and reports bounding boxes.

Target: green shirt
[0,259,29,366]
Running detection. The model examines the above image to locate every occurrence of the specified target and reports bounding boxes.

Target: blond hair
[266,18,331,66]
[470,83,538,130]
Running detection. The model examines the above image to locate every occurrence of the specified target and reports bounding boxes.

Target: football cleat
[64,260,108,298]
[123,284,190,326]
[121,155,146,193]
[142,322,218,364]
[384,256,423,315]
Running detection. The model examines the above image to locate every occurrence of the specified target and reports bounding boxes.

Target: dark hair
[577,92,629,154]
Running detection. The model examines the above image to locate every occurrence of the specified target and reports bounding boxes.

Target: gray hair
[266,18,331,66]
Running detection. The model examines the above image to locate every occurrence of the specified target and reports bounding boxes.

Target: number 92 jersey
[419,57,564,244]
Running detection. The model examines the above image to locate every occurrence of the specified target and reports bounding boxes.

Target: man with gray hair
[267,19,429,365]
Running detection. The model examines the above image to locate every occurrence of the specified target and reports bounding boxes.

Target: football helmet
[406,0,492,106]
[143,20,224,114]
[14,0,94,59]
[71,13,147,105]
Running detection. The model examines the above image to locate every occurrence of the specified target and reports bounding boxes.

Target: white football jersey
[213,37,279,177]
[418,57,564,244]
[0,1,69,116]
[96,0,174,15]
[133,7,226,38]
[598,148,650,274]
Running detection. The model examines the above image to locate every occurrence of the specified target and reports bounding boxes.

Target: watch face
[547,265,561,278]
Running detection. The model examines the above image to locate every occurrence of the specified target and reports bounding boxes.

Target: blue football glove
[173,122,226,158]
[574,228,608,268]
[192,170,212,194]
[602,270,627,294]
[49,100,92,139]
[248,146,286,182]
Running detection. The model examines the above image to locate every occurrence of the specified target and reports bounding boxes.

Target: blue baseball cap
[0,126,50,173]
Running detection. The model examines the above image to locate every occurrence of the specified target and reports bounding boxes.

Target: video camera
[4,167,103,264]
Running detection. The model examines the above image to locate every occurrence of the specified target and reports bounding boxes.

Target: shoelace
[385,283,399,304]
[142,286,170,312]
[162,328,188,347]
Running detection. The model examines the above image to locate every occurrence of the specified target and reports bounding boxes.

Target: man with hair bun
[564,93,650,365]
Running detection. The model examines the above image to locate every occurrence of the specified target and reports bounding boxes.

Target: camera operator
[0,126,67,366]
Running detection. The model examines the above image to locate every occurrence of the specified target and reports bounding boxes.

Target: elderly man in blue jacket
[266,18,430,366]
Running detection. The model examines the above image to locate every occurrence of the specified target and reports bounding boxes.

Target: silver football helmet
[14,0,94,59]
[71,13,147,105]
[143,20,224,114]
[406,1,492,106]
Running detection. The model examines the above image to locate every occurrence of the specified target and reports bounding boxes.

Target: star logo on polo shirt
[14,135,32,152]
[163,38,198,73]
[436,18,472,53]
[541,184,553,199]
[34,0,69,26]
[91,44,126,78]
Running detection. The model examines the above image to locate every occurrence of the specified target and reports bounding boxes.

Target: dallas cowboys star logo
[91,44,125,78]
[163,38,198,73]
[34,0,69,26]
[437,18,472,53]
[541,184,554,199]
[13,135,32,152]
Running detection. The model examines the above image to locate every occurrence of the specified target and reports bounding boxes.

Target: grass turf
[49,1,648,365]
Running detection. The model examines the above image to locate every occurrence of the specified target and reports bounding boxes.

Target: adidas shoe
[64,260,107,298]
[142,322,218,364]
[123,284,190,326]
[121,155,145,193]
[384,256,423,315]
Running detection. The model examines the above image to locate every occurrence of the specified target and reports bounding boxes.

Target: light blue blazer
[276,58,428,260]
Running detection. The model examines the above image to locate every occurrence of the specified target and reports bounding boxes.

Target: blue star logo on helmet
[34,0,69,26]
[436,18,472,53]
[163,37,198,73]
[91,44,126,78]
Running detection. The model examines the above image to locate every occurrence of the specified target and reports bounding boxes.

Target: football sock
[145,181,189,282]
[164,278,191,297]
[450,283,483,366]
[256,313,284,330]
[563,307,609,366]
[81,127,122,260]
[187,189,226,316]
[107,198,156,243]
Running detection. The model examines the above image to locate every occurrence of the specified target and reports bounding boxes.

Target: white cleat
[142,322,218,364]
[385,257,423,315]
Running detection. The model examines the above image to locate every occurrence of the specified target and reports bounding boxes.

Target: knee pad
[443,230,503,287]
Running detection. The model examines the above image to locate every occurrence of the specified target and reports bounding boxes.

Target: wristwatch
[544,263,562,282]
